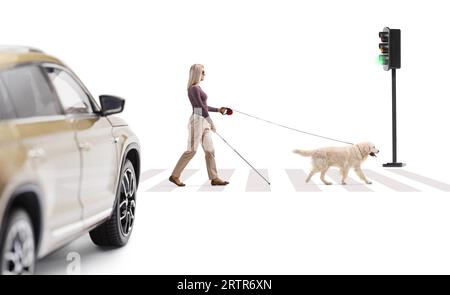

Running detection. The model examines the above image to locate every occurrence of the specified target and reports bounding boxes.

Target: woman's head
[187,64,205,90]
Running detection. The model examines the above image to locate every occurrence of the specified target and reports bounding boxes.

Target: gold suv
[0,46,141,274]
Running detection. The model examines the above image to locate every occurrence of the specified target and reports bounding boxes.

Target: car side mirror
[99,95,125,116]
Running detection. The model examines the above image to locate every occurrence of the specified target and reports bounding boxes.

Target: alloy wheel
[1,219,35,275]
[119,167,136,236]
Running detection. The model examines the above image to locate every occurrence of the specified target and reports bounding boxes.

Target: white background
[3,0,450,274]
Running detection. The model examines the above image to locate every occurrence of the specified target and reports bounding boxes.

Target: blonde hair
[187,64,204,90]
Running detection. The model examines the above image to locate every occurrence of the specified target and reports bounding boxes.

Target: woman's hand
[210,123,217,133]
[219,107,233,115]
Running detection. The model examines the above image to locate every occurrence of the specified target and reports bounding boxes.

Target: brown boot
[169,175,186,187]
[211,178,229,186]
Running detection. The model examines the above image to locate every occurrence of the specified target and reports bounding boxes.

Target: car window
[0,65,63,119]
[46,68,93,114]
[0,79,16,120]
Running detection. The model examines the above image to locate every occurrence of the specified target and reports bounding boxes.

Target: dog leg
[354,166,372,184]
[340,168,349,185]
[320,168,332,185]
[305,168,318,183]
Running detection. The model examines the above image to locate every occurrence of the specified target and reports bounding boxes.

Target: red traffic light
[379,31,389,42]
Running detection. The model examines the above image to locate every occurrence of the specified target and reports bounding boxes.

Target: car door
[0,64,83,246]
[44,66,119,226]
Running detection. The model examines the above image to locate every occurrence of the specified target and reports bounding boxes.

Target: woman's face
[200,69,205,81]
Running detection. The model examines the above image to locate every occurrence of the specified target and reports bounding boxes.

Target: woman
[169,64,231,186]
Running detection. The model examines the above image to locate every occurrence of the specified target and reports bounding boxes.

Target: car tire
[0,209,36,275]
[89,159,137,247]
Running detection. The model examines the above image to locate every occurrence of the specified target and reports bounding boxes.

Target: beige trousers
[171,114,218,180]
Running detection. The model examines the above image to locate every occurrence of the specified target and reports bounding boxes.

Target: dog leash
[214,131,271,186]
[233,109,354,145]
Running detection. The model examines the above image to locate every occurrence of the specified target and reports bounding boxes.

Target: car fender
[0,182,45,255]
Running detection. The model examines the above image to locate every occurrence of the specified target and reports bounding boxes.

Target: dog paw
[325,182,332,185]
[366,181,372,185]
[342,182,347,185]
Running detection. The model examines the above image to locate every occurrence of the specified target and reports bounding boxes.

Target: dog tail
[292,149,314,157]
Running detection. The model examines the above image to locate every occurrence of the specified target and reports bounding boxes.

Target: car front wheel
[89,159,137,247]
[0,209,36,275]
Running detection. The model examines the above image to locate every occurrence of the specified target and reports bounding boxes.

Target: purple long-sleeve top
[188,85,218,124]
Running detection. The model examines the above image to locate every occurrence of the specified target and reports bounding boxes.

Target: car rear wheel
[0,209,36,275]
[89,159,137,247]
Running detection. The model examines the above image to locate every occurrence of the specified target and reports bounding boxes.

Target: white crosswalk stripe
[145,169,198,192]
[198,169,235,192]
[138,168,450,193]
[385,169,450,192]
[285,169,321,192]
[139,169,165,183]
[363,169,420,192]
[327,169,373,192]
[245,169,271,192]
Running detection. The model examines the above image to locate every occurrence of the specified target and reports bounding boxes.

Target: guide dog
[293,142,379,185]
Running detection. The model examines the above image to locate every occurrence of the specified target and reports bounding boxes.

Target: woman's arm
[208,106,219,112]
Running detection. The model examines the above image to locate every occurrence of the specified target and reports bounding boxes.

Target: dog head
[356,142,380,159]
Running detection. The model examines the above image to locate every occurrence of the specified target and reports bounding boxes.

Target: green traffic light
[378,55,388,65]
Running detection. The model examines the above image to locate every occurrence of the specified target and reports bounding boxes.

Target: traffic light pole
[383,68,405,167]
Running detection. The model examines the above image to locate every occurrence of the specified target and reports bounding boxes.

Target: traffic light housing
[378,27,401,71]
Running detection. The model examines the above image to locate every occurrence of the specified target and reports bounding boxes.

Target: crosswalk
[137,168,450,193]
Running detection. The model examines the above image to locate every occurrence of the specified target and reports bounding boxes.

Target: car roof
[0,46,65,69]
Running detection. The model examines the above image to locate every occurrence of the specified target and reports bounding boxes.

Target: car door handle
[28,148,46,159]
[78,142,92,151]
